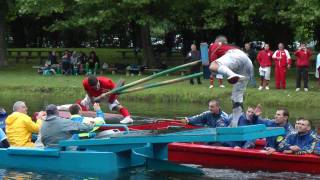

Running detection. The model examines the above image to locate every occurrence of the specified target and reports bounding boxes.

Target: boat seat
[7,147,60,157]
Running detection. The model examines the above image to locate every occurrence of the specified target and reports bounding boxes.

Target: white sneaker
[258,86,263,90]
[209,85,214,88]
[120,116,133,124]
[227,74,245,84]
[265,86,270,90]
[304,88,308,92]
[219,85,225,88]
[296,88,300,92]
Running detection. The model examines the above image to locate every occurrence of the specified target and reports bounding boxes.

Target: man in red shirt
[294,43,312,91]
[272,43,292,89]
[256,44,273,90]
[208,35,253,127]
[81,76,133,124]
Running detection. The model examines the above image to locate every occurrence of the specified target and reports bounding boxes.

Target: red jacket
[294,49,312,67]
[83,76,117,103]
[272,49,292,68]
[257,49,273,67]
[208,42,238,62]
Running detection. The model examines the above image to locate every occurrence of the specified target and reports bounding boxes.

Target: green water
[0,92,319,126]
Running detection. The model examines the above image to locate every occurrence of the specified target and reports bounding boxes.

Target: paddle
[94,60,201,100]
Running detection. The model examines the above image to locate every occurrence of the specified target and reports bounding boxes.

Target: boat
[0,124,283,177]
[168,142,320,174]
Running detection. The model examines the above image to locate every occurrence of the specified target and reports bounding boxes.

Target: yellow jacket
[6,112,42,147]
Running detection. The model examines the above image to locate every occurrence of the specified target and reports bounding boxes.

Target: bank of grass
[1,62,320,110]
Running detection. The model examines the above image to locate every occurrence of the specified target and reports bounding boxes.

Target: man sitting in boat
[69,103,105,139]
[180,99,229,128]
[5,101,46,147]
[0,128,9,148]
[256,107,295,154]
[41,104,95,148]
[81,75,133,124]
[225,105,267,148]
[278,118,316,155]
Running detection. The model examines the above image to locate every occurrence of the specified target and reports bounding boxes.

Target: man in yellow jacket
[6,101,45,147]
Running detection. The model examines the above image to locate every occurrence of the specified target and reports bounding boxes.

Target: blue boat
[0,124,284,177]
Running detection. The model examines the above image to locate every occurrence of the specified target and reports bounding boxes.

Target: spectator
[294,43,312,92]
[41,104,94,148]
[69,103,105,139]
[278,118,316,154]
[0,128,9,148]
[186,44,202,85]
[5,101,45,147]
[78,51,88,74]
[316,52,320,86]
[61,50,72,75]
[0,107,7,132]
[243,43,257,87]
[256,107,295,154]
[48,51,58,65]
[180,99,229,128]
[272,43,291,89]
[209,74,225,88]
[86,51,100,75]
[70,51,80,75]
[256,43,273,90]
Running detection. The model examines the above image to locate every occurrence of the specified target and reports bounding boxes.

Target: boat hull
[168,143,320,174]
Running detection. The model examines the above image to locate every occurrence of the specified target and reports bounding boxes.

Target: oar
[117,72,203,94]
[94,60,201,100]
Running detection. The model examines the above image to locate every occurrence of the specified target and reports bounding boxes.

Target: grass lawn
[1,60,320,107]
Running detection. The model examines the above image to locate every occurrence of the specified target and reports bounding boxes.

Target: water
[0,93,320,179]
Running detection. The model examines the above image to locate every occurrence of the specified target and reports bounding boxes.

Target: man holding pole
[208,35,253,127]
[80,75,133,124]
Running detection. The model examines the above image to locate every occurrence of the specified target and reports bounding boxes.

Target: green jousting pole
[117,72,203,94]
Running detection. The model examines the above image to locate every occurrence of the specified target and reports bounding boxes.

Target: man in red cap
[81,75,133,124]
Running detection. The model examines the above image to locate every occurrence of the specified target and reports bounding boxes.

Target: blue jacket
[70,110,104,139]
[278,130,317,154]
[187,110,229,128]
[254,116,295,149]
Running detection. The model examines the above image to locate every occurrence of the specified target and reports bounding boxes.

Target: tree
[0,0,9,67]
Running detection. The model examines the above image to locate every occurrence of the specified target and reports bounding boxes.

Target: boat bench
[7,147,60,157]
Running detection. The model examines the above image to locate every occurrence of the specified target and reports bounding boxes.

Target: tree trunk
[140,24,155,67]
[0,0,8,67]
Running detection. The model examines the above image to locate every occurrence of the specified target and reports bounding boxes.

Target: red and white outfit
[209,42,253,103]
[257,49,273,80]
[81,76,130,118]
[272,49,291,89]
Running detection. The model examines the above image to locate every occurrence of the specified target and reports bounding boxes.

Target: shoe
[209,85,214,88]
[258,86,263,90]
[265,86,270,90]
[304,88,308,92]
[219,85,225,88]
[296,88,300,92]
[120,116,133,124]
[227,75,245,84]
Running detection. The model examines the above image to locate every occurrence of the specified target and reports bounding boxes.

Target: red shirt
[272,49,292,68]
[83,76,117,103]
[208,42,238,62]
[257,49,273,67]
[294,49,312,67]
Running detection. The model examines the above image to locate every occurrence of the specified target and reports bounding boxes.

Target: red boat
[168,142,320,174]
